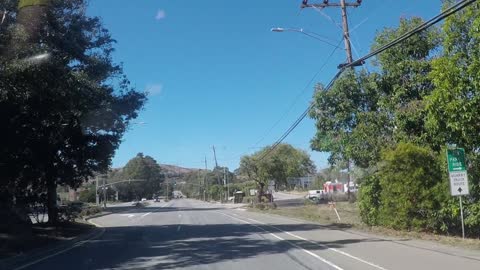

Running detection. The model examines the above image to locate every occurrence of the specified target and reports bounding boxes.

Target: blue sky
[87,0,442,171]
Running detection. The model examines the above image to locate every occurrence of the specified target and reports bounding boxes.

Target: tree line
[1,0,146,224]
[309,3,480,236]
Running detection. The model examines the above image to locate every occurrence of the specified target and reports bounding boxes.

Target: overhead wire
[257,0,477,161]
[344,0,478,69]
[251,39,342,149]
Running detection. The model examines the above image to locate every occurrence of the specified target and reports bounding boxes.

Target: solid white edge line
[216,211,344,270]
[270,233,284,240]
[234,212,389,270]
[283,231,388,270]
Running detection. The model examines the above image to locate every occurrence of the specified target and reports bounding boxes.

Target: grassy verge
[250,202,480,250]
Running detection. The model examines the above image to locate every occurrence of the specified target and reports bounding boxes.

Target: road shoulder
[243,206,480,260]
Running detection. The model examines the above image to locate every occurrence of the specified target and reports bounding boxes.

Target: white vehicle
[141,198,147,202]
[306,190,326,201]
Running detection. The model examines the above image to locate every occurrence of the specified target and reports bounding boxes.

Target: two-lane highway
[15,199,480,270]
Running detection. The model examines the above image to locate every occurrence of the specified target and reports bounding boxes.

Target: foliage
[358,174,382,225]
[0,0,146,223]
[310,17,441,168]
[359,143,480,236]
[111,153,165,201]
[79,184,96,203]
[238,144,316,191]
[312,11,480,237]
[377,143,446,231]
[177,167,238,201]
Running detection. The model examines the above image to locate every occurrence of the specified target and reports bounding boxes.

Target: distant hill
[159,164,201,177]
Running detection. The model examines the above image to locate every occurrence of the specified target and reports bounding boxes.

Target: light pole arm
[97,179,147,189]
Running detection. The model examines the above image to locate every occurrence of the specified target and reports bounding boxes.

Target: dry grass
[250,202,480,250]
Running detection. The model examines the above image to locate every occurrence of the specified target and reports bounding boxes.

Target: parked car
[306,190,326,201]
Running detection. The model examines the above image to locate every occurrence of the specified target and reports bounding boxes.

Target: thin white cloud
[155,9,166,20]
[145,83,163,96]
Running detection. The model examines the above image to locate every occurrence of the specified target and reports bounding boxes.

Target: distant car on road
[306,190,326,201]
[141,198,147,202]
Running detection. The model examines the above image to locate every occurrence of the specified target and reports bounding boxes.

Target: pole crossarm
[302,3,360,8]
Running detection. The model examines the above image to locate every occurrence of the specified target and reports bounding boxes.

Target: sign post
[446,147,469,239]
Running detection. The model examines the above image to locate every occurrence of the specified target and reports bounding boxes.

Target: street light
[270,27,340,49]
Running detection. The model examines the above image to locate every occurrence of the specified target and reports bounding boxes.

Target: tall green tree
[310,17,441,169]
[0,0,146,223]
[238,144,316,197]
[114,153,165,201]
[425,2,480,232]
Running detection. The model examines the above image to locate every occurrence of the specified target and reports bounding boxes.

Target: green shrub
[79,206,102,217]
[358,174,382,225]
[377,143,445,231]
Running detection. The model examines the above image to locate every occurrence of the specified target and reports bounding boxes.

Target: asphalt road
[273,192,306,207]
[14,199,480,270]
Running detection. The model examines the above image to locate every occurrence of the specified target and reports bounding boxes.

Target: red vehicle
[323,181,345,193]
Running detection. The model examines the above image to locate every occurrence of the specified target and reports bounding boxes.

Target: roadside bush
[79,206,102,217]
[58,205,102,222]
[254,202,276,210]
[377,143,444,231]
[359,143,480,237]
[79,186,96,203]
[358,174,381,225]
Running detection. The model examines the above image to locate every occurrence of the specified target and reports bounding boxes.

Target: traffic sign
[446,148,469,196]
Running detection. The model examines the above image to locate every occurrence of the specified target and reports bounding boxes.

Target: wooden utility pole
[224,167,228,202]
[301,0,362,199]
[204,156,208,201]
[95,175,99,205]
[212,145,219,168]
[103,176,107,208]
[212,145,223,201]
[301,0,362,65]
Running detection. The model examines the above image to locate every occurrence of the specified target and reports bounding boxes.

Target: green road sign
[447,148,466,172]
[446,148,469,196]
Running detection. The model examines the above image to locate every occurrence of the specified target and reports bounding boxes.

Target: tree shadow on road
[63,223,393,270]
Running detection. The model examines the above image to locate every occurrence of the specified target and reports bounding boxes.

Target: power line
[252,39,342,149]
[257,0,477,161]
[343,0,478,69]
[221,40,343,164]
[257,70,343,161]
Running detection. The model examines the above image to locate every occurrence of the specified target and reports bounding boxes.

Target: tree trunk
[46,179,57,224]
[257,182,265,203]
